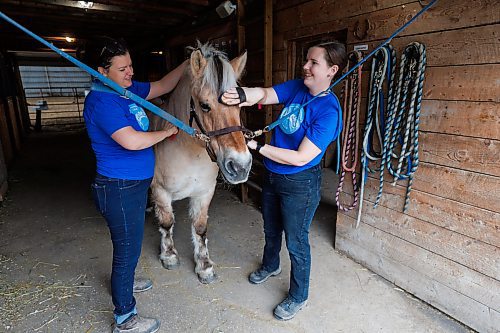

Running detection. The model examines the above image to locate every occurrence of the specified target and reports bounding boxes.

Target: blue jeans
[91,173,152,318]
[261,165,321,303]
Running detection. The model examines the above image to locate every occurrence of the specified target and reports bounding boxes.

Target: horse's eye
[199,102,211,113]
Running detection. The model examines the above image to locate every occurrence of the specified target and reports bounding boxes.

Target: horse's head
[188,42,251,184]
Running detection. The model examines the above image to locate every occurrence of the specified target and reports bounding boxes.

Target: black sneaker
[112,314,160,333]
[248,266,281,284]
[273,296,307,321]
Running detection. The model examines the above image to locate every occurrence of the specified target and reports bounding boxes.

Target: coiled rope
[356,45,393,227]
[377,42,426,213]
[336,51,363,211]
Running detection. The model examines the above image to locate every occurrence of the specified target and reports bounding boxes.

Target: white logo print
[279,103,304,134]
[129,104,149,131]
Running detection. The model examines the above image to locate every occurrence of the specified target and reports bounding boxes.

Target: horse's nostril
[226,160,237,176]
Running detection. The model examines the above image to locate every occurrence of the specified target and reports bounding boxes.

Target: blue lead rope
[264,0,438,133]
[0,11,196,137]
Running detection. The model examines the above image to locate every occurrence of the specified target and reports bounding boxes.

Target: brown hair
[98,38,129,69]
[315,41,347,79]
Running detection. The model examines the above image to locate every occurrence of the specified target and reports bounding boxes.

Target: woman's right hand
[164,123,179,138]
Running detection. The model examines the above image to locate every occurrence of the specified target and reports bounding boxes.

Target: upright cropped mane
[188,41,239,96]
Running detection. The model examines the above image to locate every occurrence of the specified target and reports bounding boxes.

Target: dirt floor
[0,129,473,333]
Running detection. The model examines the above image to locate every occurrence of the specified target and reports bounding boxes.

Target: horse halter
[189,97,252,162]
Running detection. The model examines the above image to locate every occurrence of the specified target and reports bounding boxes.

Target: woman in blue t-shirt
[220,42,347,321]
[83,38,185,333]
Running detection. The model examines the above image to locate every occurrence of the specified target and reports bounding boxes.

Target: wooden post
[237,0,249,203]
[263,0,273,144]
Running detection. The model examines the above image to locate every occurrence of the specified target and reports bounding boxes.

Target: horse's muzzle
[219,153,252,184]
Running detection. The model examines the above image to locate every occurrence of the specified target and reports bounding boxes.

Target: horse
[149,42,252,284]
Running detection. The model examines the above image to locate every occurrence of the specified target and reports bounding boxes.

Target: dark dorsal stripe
[212,55,224,96]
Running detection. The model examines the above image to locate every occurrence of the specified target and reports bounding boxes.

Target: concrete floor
[0,130,472,333]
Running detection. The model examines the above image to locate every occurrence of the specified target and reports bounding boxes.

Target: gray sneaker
[273,296,307,321]
[248,266,281,284]
[112,315,160,333]
[133,278,153,293]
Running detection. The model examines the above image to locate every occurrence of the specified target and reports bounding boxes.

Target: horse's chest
[155,146,219,200]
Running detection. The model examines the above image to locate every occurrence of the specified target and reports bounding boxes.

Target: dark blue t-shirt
[83,80,153,180]
[264,79,342,174]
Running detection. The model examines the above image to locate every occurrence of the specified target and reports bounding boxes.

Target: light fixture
[65,36,76,43]
[77,1,94,9]
[216,1,236,18]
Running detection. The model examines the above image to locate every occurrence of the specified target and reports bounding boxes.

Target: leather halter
[189,97,251,162]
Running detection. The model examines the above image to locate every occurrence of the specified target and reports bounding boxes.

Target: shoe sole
[133,284,153,293]
[249,268,282,284]
[273,301,307,321]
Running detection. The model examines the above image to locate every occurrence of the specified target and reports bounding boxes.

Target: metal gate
[20,66,91,130]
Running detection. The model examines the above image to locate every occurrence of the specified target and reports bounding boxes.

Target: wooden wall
[270,0,499,332]
[0,51,29,200]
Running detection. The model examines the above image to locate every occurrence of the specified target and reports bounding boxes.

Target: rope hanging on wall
[377,42,427,213]
[335,51,363,212]
[356,45,394,227]
[356,42,426,227]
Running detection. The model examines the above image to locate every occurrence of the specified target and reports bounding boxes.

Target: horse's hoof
[160,256,180,270]
[198,272,217,284]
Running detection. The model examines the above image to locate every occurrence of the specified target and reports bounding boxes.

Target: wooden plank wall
[272,1,500,332]
[0,51,28,200]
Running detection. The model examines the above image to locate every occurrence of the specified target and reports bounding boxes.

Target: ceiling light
[78,1,94,9]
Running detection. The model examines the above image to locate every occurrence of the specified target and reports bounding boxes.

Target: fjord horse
[150,42,251,283]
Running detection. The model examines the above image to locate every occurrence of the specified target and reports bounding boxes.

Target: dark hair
[315,41,347,78]
[98,38,129,69]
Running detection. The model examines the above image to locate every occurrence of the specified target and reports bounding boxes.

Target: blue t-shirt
[83,80,153,180]
[264,79,342,174]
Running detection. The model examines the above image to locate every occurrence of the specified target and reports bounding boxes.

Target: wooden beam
[1,0,198,16]
[264,0,273,144]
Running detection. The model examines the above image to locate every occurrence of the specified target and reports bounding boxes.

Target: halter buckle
[194,131,211,143]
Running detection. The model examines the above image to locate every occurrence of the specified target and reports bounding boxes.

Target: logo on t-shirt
[129,104,149,131]
[279,103,304,134]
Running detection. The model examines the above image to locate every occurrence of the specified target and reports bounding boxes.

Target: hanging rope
[335,51,363,212]
[378,42,426,213]
[356,45,393,227]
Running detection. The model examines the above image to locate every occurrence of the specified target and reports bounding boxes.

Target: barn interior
[0,1,498,332]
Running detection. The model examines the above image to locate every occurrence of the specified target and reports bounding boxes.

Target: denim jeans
[91,173,152,317]
[261,165,321,303]
[262,165,321,302]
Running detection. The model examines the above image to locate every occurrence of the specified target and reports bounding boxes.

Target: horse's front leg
[152,186,180,270]
[189,191,216,284]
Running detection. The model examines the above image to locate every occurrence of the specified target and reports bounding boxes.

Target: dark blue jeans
[261,165,321,303]
[91,174,152,317]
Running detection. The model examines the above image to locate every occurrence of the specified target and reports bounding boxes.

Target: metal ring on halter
[194,131,211,143]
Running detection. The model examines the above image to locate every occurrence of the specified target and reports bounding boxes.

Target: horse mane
[151,41,238,131]
[188,41,238,97]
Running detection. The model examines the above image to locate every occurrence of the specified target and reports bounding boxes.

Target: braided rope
[336,51,363,212]
[379,42,426,213]
[356,47,389,227]
[403,42,426,212]
[374,45,397,207]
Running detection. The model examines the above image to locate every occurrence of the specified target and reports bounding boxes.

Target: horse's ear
[190,49,207,78]
[230,50,247,80]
